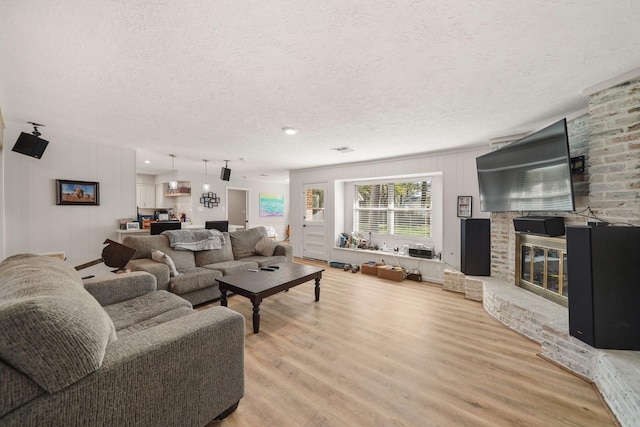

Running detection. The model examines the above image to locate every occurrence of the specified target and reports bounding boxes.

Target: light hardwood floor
[203,259,617,426]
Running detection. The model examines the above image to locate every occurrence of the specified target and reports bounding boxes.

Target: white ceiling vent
[331,146,354,153]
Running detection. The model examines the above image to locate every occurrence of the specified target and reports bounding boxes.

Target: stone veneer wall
[488,212,518,283]
[587,78,640,226]
[443,269,483,302]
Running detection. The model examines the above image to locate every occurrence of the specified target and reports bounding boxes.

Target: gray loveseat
[0,253,244,426]
[124,226,293,305]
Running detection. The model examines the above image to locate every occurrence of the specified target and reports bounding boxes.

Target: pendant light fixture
[202,159,210,192]
[169,154,178,190]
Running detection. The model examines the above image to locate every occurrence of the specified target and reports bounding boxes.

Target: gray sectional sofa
[123,226,293,305]
[0,253,245,426]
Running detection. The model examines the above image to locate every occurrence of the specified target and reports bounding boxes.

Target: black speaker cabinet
[460,218,490,276]
[567,226,640,350]
[513,216,565,237]
[12,132,49,159]
[220,167,231,181]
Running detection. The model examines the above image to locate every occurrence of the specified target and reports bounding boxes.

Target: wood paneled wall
[289,146,489,269]
[2,128,136,266]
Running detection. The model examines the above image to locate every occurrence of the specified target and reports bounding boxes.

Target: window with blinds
[354,180,432,237]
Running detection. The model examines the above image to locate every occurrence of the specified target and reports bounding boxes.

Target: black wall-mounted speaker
[513,216,565,237]
[220,167,231,181]
[12,132,49,159]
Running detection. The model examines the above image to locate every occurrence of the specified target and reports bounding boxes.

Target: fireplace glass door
[516,234,568,307]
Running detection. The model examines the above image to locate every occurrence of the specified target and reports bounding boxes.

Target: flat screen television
[476,118,575,212]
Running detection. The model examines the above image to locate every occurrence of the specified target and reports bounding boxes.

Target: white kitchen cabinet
[136,184,156,208]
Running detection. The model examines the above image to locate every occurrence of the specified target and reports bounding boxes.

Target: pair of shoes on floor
[343,263,360,273]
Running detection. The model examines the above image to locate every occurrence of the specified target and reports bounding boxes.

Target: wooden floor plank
[204,259,617,426]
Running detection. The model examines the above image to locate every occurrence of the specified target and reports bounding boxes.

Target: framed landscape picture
[259,193,284,217]
[56,179,100,206]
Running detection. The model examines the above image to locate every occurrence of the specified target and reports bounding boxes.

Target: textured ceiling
[1,1,640,182]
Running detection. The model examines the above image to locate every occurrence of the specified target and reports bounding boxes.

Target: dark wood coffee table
[216,263,324,333]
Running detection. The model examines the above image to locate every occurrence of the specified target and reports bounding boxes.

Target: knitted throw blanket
[162,229,225,251]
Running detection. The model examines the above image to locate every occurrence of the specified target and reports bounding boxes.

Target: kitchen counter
[183,224,204,229]
[115,224,206,243]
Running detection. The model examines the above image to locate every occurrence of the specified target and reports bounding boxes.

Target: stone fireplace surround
[471,78,640,426]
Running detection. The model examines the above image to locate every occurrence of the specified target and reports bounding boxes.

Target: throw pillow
[252,237,278,257]
[151,250,180,277]
[0,255,116,392]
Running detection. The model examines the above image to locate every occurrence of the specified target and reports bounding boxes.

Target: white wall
[1,128,136,267]
[2,122,480,269]
[1,126,292,267]
[289,146,489,269]
[244,181,289,238]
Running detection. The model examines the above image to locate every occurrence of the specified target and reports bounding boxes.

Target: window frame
[353,179,432,238]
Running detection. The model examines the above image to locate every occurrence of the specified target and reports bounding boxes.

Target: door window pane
[306,188,325,221]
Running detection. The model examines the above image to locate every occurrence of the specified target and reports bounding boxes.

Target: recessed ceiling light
[283,127,298,135]
[144,160,151,164]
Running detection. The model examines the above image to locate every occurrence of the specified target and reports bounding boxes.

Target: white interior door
[303,183,327,261]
